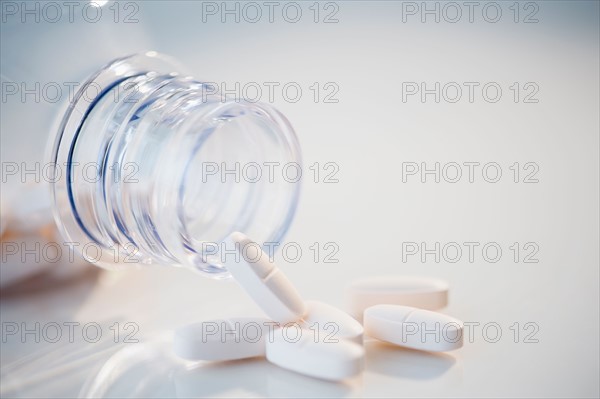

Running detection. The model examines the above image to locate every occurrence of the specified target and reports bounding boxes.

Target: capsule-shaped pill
[363,304,463,352]
[266,327,364,381]
[347,276,449,318]
[224,232,306,324]
[173,317,273,361]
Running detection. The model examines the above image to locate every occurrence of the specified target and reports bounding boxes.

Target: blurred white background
[1,1,599,397]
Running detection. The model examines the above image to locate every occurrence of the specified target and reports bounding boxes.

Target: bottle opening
[49,52,301,277]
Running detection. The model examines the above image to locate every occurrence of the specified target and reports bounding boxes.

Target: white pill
[347,276,449,318]
[266,327,364,381]
[173,317,272,361]
[364,304,464,352]
[301,300,363,344]
[224,232,306,324]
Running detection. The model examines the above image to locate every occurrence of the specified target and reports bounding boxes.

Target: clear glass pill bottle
[49,52,301,278]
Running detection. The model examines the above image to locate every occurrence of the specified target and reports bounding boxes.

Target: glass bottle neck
[50,53,301,277]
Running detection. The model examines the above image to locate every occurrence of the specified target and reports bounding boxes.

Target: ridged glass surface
[50,53,301,276]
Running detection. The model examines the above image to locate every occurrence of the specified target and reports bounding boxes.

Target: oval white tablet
[347,276,449,318]
[363,304,463,352]
[266,327,364,381]
[173,317,273,361]
[223,232,306,324]
[301,300,363,344]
